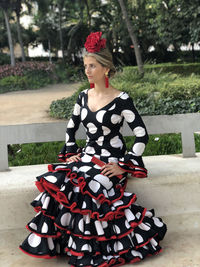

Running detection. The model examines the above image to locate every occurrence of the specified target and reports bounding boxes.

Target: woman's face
[84,56,108,85]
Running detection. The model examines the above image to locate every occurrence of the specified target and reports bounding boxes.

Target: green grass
[8,133,200,166]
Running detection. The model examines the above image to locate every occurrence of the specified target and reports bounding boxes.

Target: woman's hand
[66,153,81,162]
[101,162,125,178]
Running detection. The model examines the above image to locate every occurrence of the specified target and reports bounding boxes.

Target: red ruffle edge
[26,225,61,238]
[19,246,58,259]
[118,161,147,178]
[69,246,163,267]
[35,163,137,222]
[54,207,147,241]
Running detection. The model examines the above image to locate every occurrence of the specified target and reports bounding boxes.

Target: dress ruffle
[19,155,167,266]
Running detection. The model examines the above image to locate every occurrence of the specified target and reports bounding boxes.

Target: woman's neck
[93,81,111,95]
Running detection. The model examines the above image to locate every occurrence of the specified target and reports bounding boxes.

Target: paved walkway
[0,82,80,125]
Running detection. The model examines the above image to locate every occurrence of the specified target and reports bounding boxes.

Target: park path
[0,82,81,125]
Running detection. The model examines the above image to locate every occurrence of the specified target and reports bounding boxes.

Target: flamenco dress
[19,89,167,266]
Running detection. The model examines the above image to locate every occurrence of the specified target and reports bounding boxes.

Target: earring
[105,72,109,88]
[90,83,94,88]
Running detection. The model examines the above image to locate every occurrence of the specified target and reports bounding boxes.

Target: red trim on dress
[26,225,61,238]
[19,246,58,259]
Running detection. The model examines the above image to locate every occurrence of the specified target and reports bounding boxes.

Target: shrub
[0,61,55,79]
[49,65,200,119]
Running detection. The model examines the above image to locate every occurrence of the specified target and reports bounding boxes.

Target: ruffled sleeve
[58,92,82,162]
[118,94,149,178]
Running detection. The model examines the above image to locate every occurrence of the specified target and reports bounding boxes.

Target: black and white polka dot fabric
[19,89,167,266]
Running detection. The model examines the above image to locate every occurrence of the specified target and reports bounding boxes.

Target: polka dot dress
[19,89,167,266]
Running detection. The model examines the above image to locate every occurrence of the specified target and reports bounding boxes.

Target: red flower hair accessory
[84,32,106,53]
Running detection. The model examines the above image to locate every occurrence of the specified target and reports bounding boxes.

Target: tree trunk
[16,13,26,62]
[191,43,195,63]
[58,5,64,62]
[84,0,91,28]
[3,9,15,66]
[48,39,52,63]
[118,0,144,75]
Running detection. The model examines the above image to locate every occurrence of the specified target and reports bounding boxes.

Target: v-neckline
[86,89,123,113]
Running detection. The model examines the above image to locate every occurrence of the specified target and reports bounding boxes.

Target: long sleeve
[58,93,82,162]
[118,95,149,178]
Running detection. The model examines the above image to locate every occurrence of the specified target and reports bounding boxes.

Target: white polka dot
[93,164,101,169]
[73,103,81,115]
[82,201,87,209]
[101,149,111,157]
[29,223,37,231]
[108,188,115,197]
[87,123,97,134]
[124,192,132,197]
[41,193,46,204]
[34,192,43,201]
[78,166,91,173]
[131,250,143,258]
[122,109,135,123]
[68,191,72,199]
[88,180,100,193]
[82,97,85,106]
[96,136,104,146]
[139,223,150,231]
[109,103,116,111]
[132,142,145,155]
[125,209,136,221]
[114,241,123,252]
[150,238,158,247]
[113,200,123,207]
[107,244,111,253]
[95,221,104,235]
[108,157,118,163]
[120,93,129,100]
[136,233,144,243]
[136,212,141,219]
[44,175,57,183]
[102,126,111,135]
[153,217,164,227]
[85,231,91,235]
[72,242,76,249]
[78,218,84,232]
[114,225,121,234]
[28,233,41,248]
[102,221,108,228]
[111,114,122,124]
[41,222,48,233]
[81,108,88,120]
[60,213,71,227]
[134,126,146,137]
[81,154,92,162]
[42,196,50,210]
[47,238,54,250]
[125,220,131,229]
[67,119,75,128]
[81,244,92,252]
[68,236,73,247]
[96,110,106,123]
[110,136,123,149]
[85,146,95,154]
[94,174,113,190]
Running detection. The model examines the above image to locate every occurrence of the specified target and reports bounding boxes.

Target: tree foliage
[0,0,200,66]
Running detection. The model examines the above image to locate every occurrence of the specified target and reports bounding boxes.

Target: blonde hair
[83,48,116,78]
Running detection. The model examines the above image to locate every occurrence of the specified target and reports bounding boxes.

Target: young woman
[19,32,167,266]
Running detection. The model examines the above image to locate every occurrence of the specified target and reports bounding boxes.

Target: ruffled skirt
[19,153,167,266]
